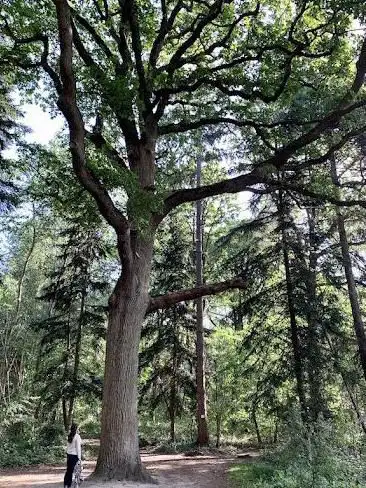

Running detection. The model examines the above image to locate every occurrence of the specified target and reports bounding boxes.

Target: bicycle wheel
[72,463,81,488]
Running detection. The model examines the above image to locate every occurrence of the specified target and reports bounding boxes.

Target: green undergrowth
[229,418,366,488]
[0,440,65,467]
[0,424,65,467]
[0,401,65,467]
[230,462,276,486]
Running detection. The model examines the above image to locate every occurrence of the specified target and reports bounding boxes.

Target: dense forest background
[1,0,366,487]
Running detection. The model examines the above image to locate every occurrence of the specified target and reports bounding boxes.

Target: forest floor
[0,450,259,488]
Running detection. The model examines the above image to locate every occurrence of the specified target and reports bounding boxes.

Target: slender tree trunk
[62,399,68,433]
[62,314,72,431]
[234,294,244,331]
[283,242,308,417]
[214,365,221,448]
[278,192,307,418]
[344,383,366,435]
[306,207,324,421]
[94,237,155,482]
[195,156,209,446]
[169,336,177,443]
[330,157,366,381]
[215,414,221,448]
[1,220,38,403]
[15,221,36,320]
[67,289,86,427]
[252,402,262,445]
[325,332,366,434]
[273,418,279,444]
[169,408,176,444]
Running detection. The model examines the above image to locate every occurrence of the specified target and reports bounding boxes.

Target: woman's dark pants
[64,454,79,487]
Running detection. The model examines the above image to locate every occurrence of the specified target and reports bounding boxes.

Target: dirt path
[0,452,258,488]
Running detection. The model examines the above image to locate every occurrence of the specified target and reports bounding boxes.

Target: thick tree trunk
[195,157,209,446]
[94,238,155,482]
[330,157,366,381]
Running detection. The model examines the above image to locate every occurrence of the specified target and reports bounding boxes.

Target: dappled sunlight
[0,453,253,488]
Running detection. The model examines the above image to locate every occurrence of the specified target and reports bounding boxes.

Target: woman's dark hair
[67,423,78,443]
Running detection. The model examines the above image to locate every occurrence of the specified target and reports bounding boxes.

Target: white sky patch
[23,104,64,144]
[1,105,64,269]
[14,104,252,214]
[2,104,64,160]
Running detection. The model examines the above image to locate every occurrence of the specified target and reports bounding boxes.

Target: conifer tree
[140,215,195,443]
[35,221,108,430]
[0,75,23,211]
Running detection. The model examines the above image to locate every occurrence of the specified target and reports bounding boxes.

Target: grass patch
[229,462,275,487]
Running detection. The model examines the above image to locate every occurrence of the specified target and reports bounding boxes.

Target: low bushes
[229,418,366,488]
[0,400,65,467]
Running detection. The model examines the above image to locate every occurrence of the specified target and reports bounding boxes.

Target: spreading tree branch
[93,0,108,21]
[165,0,226,75]
[121,0,151,113]
[70,8,114,59]
[52,0,133,269]
[248,178,366,210]
[70,14,138,144]
[286,124,366,171]
[159,115,319,135]
[0,20,62,94]
[157,2,261,74]
[163,171,262,215]
[162,36,366,215]
[162,113,365,215]
[147,277,246,313]
[149,0,183,68]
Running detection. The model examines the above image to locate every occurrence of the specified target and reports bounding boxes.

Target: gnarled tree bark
[94,237,155,481]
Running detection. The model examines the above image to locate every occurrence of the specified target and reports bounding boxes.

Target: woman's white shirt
[67,433,82,460]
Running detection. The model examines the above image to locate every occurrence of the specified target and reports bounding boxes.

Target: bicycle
[72,461,83,488]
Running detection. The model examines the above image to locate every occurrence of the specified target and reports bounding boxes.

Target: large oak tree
[2,0,366,481]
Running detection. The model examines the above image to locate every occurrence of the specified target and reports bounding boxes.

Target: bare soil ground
[0,451,258,488]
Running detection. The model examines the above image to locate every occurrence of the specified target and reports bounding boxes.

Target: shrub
[80,418,100,438]
[38,423,65,446]
[0,399,65,467]
[229,417,366,488]
[0,438,64,467]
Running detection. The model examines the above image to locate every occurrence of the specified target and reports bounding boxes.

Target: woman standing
[64,423,82,488]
